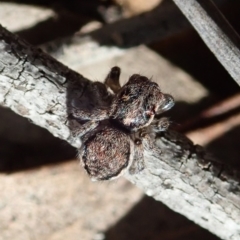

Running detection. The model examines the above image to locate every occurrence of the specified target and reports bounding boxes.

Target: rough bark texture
[0,24,240,240]
[0,25,90,148]
[172,0,240,86]
[126,130,240,240]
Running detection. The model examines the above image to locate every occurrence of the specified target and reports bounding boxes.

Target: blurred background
[0,0,240,239]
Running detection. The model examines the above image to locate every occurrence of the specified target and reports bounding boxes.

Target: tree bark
[0,24,91,147]
[0,25,239,240]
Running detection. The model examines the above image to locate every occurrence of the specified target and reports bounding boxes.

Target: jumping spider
[69,67,174,181]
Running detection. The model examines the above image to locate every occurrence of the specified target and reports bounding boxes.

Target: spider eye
[145,112,152,120]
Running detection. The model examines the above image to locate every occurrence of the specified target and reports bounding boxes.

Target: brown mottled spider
[69,67,174,181]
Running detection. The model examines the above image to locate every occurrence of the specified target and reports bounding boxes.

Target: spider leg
[70,107,109,121]
[139,117,172,157]
[129,133,145,174]
[128,117,171,170]
[104,66,121,93]
[71,120,99,138]
[151,117,171,133]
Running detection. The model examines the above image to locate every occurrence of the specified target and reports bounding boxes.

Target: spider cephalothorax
[70,66,175,180]
[110,74,174,131]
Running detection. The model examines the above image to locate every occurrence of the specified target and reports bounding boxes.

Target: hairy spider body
[80,124,134,181]
[110,74,165,131]
[70,66,175,180]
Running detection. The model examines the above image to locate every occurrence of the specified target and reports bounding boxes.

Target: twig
[0,25,240,240]
[172,0,240,86]
[41,1,189,62]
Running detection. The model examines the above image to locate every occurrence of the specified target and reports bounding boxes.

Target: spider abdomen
[80,126,134,181]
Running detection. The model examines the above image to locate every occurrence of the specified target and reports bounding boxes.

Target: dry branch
[0,25,240,240]
[172,0,240,86]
